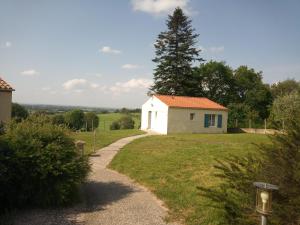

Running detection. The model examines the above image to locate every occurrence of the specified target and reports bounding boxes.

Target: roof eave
[169,106,228,111]
[0,88,15,92]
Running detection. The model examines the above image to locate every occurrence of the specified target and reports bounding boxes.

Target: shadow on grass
[7,181,134,225]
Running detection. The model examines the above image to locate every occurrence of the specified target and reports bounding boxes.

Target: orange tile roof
[0,78,14,91]
[155,95,227,110]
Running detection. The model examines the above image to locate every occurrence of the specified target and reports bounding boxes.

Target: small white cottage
[141,95,228,134]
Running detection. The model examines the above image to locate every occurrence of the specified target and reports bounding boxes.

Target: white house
[141,95,228,134]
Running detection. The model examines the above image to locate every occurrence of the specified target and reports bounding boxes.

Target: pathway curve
[13,133,178,225]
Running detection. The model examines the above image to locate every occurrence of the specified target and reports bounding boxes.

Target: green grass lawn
[72,112,143,154]
[109,133,270,225]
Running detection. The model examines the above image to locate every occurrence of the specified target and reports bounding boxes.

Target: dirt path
[13,133,177,225]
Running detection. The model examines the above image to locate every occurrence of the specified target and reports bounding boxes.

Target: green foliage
[270,91,300,129]
[234,66,273,119]
[84,112,99,131]
[110,121,121,130]
[201,115,300,224]
[261,117,300,224]
[0,115,89,212]
[64,109,85,130]
[271,79,300,98]
[192,61,236,106]
[151,7,203,95]
[119,115,135,129]
[51,114,65,126]
[11,103,29,122]
[110,116,135,130]
[228,103,260,128]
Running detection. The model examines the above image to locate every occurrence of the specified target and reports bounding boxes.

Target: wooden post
[235,119,238,128]
[264,119,267,134]
[93,130,96,152]
[282,120,285,130]
[249,119,252,129]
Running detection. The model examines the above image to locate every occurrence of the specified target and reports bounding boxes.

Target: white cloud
[110,78,152,95]
[99,46,121,54]
[62,78,100,93]
[122,64,140,69]
[209,46,225,54]
[131,0,192,15]
[21,69,39,76]
[5,42,11,48]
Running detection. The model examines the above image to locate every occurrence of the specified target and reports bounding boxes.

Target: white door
[147,111,152,129]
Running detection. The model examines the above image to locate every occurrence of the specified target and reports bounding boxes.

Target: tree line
[151,7,300,128]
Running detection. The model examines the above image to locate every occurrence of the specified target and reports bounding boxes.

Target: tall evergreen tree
[151,7,203,95]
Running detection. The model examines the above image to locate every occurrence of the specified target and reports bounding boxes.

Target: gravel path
[12,133,178,225]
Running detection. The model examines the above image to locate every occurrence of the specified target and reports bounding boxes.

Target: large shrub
[200,115,300,224]
[0,115,89,213]
[119,115,135,129]
[64,109,85,130]
[12,103,29,122]
[110,121,120,130]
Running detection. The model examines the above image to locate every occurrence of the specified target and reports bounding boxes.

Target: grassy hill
[109,133,269,225]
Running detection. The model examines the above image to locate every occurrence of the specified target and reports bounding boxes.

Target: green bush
[52,114,65,126]
[110,121,120,130]
[64,109,85,130]
[0,115,89,213]
[119,116,135,129]
[12,103,28,122]
[84,112,99,131]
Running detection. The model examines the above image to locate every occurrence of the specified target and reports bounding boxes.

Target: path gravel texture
[12,133,178,225]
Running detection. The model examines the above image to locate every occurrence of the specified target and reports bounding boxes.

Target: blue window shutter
[204,114,209,128]
[217,115,222,128]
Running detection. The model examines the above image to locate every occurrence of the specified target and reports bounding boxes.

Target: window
[190,113,195,120]
[204,114,216,128]
[208,114,216,127]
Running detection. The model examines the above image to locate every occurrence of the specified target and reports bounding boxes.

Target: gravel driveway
[12,133,178,225]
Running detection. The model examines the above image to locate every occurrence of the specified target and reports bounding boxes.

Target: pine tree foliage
[151,7,203,95]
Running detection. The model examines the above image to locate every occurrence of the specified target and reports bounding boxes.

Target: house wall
[0,91,12,123]
[141,96,169,134]
[167,108,228,134]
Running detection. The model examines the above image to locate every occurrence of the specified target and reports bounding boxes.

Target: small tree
[64,109,85,130]
[270,91,300,129]
[12,103,28,122]
[84,112,99,131]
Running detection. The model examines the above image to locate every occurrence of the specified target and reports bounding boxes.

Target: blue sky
[1,0,300,108]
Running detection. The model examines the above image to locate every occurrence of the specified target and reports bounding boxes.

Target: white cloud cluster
[209,46,225,54]
[21,69,39,76]
[131,0,192,15]
[122,64,140,69]
[198,45,225,54]
[62,78,99,93]
[99,46,121,54]
[110,78,152,95]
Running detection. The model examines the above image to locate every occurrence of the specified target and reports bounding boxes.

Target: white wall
[167,108,228,134]
[141,96,169,134]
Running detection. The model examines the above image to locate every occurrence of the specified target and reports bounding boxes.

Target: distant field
[110,133,270,225]
[98,113,141,131]
[72,112,143,154]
